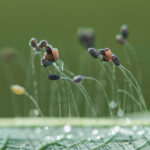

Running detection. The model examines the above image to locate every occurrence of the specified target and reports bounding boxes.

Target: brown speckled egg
[52,48,59,61]
[104,48,113,62]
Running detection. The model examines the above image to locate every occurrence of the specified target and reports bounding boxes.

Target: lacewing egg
[52,48,59,61]
[39,40,48,48]
[45,44,53,54]
[48,74,60,80]
[29,38,37,48]
[121,24,128,39]
[88,48,99,59]
[73,75,83,83]
[113,55,120,66]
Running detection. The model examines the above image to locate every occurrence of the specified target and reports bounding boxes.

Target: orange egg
[11,85,25,95]
[52,48,59,61]
[104,48,113,62]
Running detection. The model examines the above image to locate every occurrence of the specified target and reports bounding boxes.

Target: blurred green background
[0,0,150,117]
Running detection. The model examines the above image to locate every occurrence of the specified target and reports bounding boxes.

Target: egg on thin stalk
[73,75,83,83]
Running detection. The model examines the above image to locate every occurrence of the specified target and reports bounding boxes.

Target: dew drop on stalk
[109,101,117,109]
[56,135,64,140]
[45,126,49,131]
[73,75,83,83]
[66,134,74,139]
[124,118,130,125]
[112,126,121,133]
[87,138,92,142]
[117,109,124,117]
[29,109,40,117]
[137,130,145,136]
[34,109,40,116]
[95,135,101,140]
[110,126,120,135]
[63,125,72,133]
[92,129,99,135]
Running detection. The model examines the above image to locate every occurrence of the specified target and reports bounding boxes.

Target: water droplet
[110,126,121,135]
[87,138,92,141]
[56,135,64,140]
[45,126,49,131]
[125,118,130,125]
[112,126,121,133]
[34,109,40,116]
[109,101,117,109]
[110,126,120,135]
[92,129,99,135]
[29,109,39,117]
[117,109,124,117]
[66,134,73,139]
[138,130,145,136]
[95,136,101,140]
[63,125,71,133]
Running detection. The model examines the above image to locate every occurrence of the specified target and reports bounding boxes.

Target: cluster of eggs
[88,47,120,66]
[29,38,59,67]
